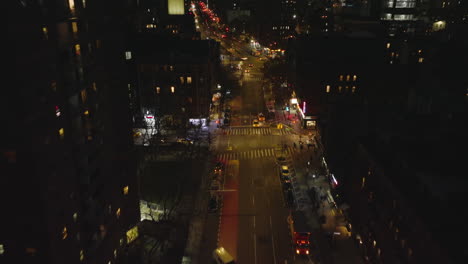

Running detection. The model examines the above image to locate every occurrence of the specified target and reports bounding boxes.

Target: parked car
[208,196,219,213]
[280,165,291,183]
[285,189,295,207]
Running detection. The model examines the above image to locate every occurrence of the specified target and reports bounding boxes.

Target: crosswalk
[223,127,294,136]
[248,76,262,81]
[216,146,300,161]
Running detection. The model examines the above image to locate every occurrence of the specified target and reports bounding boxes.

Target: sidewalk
[181,120,219,264]
[286,117,362,264]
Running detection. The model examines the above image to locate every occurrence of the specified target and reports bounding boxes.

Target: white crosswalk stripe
[216,148,280,161]
[225,127,273,136]
[216,146,304,162]
[223,127,296,136]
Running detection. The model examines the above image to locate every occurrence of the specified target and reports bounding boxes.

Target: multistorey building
[3,1,140,263]
[287,17,467,262]
[131,34,220,127]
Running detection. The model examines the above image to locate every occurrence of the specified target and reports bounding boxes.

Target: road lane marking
[254,233,257,264]
[271,233,277,264]
[252,195,255,207]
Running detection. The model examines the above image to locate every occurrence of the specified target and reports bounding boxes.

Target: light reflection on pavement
[218,160,240,259]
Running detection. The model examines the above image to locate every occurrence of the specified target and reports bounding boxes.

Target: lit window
[187,76,192,84]
[418,57,424,63]
[62,226,68,239]
[75,44,81,56]
[108,205,112,214]
[59,128,65,139]
[169,65,174,71]
[180,76,185,84]
[346,75,350,81]
[373,240,377,247]
[73,212,78,222]
[345,86,349,91]
[119,238,124,246]
[100,225,107,238]
[339,75,343,81]
[125,51,132,60]
[68,0,75,12]
[352,86,356,93]
[116,208,121,218]
[114,249,117,258]
[326,85,330,93]
[0,244,4,255]
[26,248,37,255]
[353,75,357,81]
[361,176,366,189]
[338,86,342,92]
[418,49,422,54]
[391,52,395,57]
[80,249,84,261]
[108,261,112,264]
[80,89,87,103]
[386,42,390,49]
[156,86,160,94]
[72,21,78,33]
[42,26,48,39]
[171,86,175,93]
[51,80,57,91]
[82,0,86,8]
[92,82,97,91]
[84,110,89,115]
[123,186,129,195]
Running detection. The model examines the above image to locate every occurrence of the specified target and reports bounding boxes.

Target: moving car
[176,138,194,145]
[252,119,259,127]
[258,113,265,122]
[213,247,235,264]
[214,162,224,174]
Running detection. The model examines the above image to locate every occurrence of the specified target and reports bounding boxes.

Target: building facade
[131,35,220,129]
[3,1,140,263]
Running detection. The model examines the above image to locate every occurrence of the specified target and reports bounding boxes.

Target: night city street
[4,1,468,264]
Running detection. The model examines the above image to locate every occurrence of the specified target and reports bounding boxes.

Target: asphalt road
[195,5,317,263]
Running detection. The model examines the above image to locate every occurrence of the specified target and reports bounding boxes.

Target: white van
[213,247,235,264]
